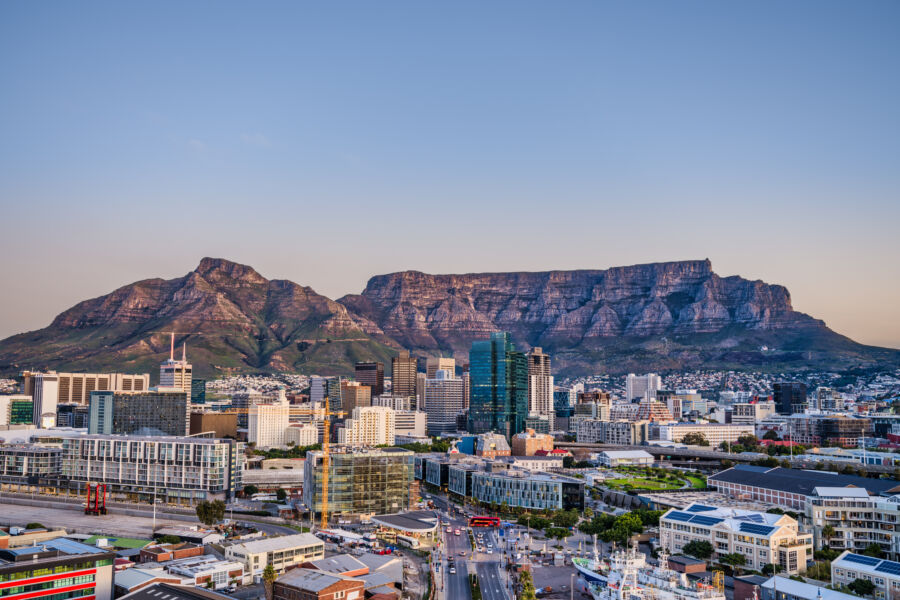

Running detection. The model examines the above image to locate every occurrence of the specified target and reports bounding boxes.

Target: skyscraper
[526,347,554,429]
[248,389,291,449]
[341,381,372,414]
[424,369,466,435]
[774,382,808,415]
[160,334,192,394]
[31,372,59,428]
[426,356,455,379]
[355,362,384,396]
[391,351,418,398]
[467,332,527,438]
[88,389,190,436]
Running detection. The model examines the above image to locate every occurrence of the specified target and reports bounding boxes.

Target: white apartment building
[731,402,777,425]
[806,487,900,559]
[338,405,395,446]
[660,503,813,575]
[577,419,650,445]
[224,534,324,579]
[832,552,900,598]
[31,372,59,428]
[248,390,291,449]
[625,373,661,401]
[657,423,755,446]
[285,423,319,447]
[394,410,426,438]
[424,369,466,435]
[22,371,150,406]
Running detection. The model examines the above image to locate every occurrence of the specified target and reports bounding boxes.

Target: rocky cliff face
[339,259,822,352]
[0,258,393,377]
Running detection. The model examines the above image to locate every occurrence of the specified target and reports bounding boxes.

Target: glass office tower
[467,332,527,438]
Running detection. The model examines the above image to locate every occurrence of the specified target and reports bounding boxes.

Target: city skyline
[1,2,898,348]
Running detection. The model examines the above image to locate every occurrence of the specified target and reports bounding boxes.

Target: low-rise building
[273,568,365,600]
[760,576,857,600]
[577,420,650,445]
[164,555,245,589]
[0,537,115,600]
[511,428,553,456]
[660,503,813,575]
[470,469,584,511]
[595,450,654,467]
[224,534,324,580]
[656,423,755,446]
[139,543,204,563]
[832,552,900,598]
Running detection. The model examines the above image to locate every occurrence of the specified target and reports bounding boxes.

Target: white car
[487,548,493,554]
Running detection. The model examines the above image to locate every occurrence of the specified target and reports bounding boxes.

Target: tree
[862,543,884,559]
[519,570,537,600]
[25,523,45,529]
[276,488,288,501]
[243,484,259,497]
[848,578,876,597]
[682,540,713,560]
[766,508,785,515]
[737,434,759,447]
[719,553,747,575]
[563,456,576,469]
[762,430,781,441]
[262,564,277,600]
[546,527,572,540]
[681,432,709,446]
[196,500,226,527]
[157,534,182,544]
[821,525,836,548]
[762,563,783,575]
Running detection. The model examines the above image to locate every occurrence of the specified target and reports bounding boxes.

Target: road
[439,514,472,600]
[474,529,510,600]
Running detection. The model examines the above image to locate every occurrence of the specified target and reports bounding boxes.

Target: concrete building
[657,423,755,446]
[164,555,245,589]
[338,406,396,447]
[815,387,844,411]
[475,432,511,458]
[773,382,808,415]
[0,538,115,600]
[88,389,190,436]
[340,382,371,414]
[0,395,33,425]
[625,373,661,401]
[231,389,267,428]
[511,428,553,456]
[190,411,238,438]
[160,337,192,394]
[31,372,59,428]
[760,577,857,600]
[373,394,414,412]
[55,403,89,428]
[660,503,813,575]
[394,410,426,438]
[805,487,900,558]
[224,534,324,580]
[595,450,654,467]
[526,347,554,430]
[20,371,150,406]
[248,390,291,449]
[0,444,62,488]
[354,362,384,397]
[786,414,871,448]
[426,356,455,380]
[469,469,584,511]
[60,434,245,502]
[286,423,319,447]
[391,351,418,399]
[577,420,650,445]
[730,402,777,425]
[832,552,900,598]
[303,448,415,521]
[423,369,466,436]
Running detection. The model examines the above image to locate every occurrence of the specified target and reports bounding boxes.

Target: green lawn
[686,475,707,489]
[604,477,682,491]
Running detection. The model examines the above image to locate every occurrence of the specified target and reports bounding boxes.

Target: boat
[575,540,725,600]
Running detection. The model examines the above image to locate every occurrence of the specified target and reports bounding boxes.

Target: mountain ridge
[0,257,896,378]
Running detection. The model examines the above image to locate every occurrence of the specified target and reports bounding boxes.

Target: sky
[0,1,898,348]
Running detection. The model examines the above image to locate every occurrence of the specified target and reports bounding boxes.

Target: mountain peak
[194,257,266,284]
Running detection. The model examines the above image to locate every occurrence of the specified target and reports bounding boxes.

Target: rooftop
[709,465,900,497]
[760,576,858,600]
[599,450,654,459]
[119,582,232,600]
[303,554,368,574]
[227,533,322,554]
[833,551,900,577]
[371,511,439,533]
[276,568,355,592]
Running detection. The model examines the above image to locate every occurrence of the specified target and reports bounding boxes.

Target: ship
[574,540,725,600]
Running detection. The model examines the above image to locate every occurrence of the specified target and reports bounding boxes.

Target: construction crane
[223,397,344,529]
[712,571,724,594]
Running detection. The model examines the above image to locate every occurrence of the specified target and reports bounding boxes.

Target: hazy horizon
[1,2,898,349]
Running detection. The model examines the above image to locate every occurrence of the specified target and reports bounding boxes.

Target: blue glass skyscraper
[467,332,528,438]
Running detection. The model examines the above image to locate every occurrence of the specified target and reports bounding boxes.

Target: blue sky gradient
[1,1,898,347]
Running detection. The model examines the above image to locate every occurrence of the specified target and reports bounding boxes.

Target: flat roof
[119,582,233,600]
[228,533,322,554]
[371,511,439,532]
[761,576,858,600]
[276,568,355,592]
[709,465,900,497]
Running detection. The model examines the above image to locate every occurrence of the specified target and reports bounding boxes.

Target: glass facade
[9,400,33,425]
[467,332,527,438]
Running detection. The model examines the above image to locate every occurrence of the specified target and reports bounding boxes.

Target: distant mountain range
[0,257,896,379]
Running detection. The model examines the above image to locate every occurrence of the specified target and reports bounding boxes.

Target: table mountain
[0,258,896,377]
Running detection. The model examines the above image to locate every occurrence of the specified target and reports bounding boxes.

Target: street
[438,514,473,600]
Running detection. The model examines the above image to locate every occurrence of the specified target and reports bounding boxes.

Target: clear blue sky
[1,1,898,348]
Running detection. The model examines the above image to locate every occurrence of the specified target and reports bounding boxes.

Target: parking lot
[0,502,187,537]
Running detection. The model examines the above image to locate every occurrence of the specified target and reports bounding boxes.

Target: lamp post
[570,573,575,600]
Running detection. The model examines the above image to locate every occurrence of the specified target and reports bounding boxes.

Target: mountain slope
[0,258,395,378]
[339,259,900,374]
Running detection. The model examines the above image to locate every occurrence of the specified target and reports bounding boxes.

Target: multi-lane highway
[439,514,473,600]
[473,528,510,600]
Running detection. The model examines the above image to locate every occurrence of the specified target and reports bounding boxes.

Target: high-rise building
[526,347,554,429]
[774,382,808,415]
[426,356,455,379]
[415,372,427,411]
[248,389,291,449]
[88,389,191,436]
[625,373,661,401]
[191,379,207,404]
[340,381,371,414]
[816,387,843,411]
[373,394,414,411]
[467,332,528,438]
[424,369,466,436]
[303,448,415,520]
[231,388,266,428]
[337,405,396,446]
[31,372,59,428]
[0,395,33,426]
[20,371,150,406]
[354,362,384,396]
[160,335,192,394]
[56,403,89,428]
[394,410,427,438]
[391,351,418,398]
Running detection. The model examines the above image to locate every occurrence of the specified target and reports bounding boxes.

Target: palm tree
[822,524,836,549]
[262,564,277,600]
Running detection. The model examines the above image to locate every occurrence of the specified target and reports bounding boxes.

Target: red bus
[469,516,500,528]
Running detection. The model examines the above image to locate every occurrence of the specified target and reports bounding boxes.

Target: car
[446,527,452,533]
[454,529,461,535]
[449,567,456,574]
[459,551,466,556]
[225,587,237,593]
[487,548,493,554]
[487,544,493,549]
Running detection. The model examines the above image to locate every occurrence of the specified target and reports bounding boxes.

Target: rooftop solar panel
[690,516,724,526]
[739,523,776,535]
[666,512,693,522]
[844,554,882,567]
[686,505,717,513]
[875,562,900,575]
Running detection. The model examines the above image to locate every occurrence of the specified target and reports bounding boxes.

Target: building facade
[248,392,291,449]
[774,382,808,415]
[625,373,661,401]
[511,428,554,456]
[657,423,755,446]
[340,382,371,415]
[337,406,396,447]
[526,347,554,430]
[577,420,650,445]
[426,357,455,380]
[0,538,115,600]
[354,362,384,397]
[391,351,418,399]
[88,389,190,436]
[423,369,466,436]
[468,332,527,438]
[224,534,324,579]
